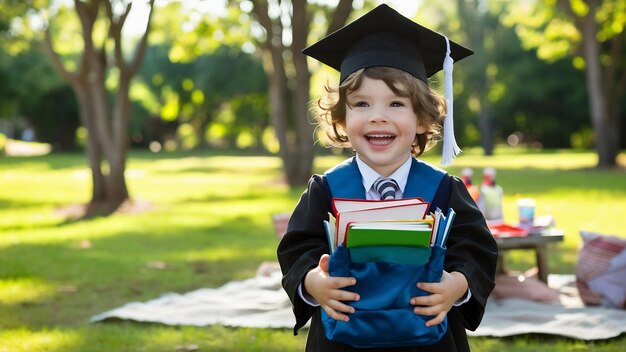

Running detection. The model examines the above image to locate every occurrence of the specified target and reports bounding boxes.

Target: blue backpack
[318,157,451,348]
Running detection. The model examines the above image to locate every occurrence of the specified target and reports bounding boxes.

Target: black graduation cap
[303,4,472,165]
[302,3,473,84]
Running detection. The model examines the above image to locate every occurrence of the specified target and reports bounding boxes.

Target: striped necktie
[374,177,400,200]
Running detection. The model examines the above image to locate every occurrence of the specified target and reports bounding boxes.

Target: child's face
[343,76,425,177]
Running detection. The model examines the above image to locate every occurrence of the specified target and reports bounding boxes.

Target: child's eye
[390,101,405,107]
[353,101,369,107]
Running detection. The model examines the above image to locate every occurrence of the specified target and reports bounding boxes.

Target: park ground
[1,148,625,351]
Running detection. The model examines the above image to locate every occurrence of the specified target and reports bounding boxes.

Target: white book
[335,202,429,247]
[332,197,427,214]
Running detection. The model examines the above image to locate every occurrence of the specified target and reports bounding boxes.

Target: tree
[43,0,155,215]
[139,2,268,151]
[244,0,354,186]
[443,1,589,151]
[503,0,625,167]
[454,0,498,155]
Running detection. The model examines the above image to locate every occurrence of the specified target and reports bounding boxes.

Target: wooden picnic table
[273,213,565,283]
[495,229,564,283]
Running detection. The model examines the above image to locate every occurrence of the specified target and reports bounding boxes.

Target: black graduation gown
[277,171,498,352]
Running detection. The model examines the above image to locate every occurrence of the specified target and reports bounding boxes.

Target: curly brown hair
[315,66,447,157]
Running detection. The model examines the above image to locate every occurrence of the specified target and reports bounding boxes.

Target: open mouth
[365,133,396,145]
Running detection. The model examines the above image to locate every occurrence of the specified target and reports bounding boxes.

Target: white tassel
[441,36,461,166]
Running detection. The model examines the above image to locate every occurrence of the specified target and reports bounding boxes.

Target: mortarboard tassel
[441,36,461,166]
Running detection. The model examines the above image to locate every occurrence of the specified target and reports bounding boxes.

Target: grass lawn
[1,148,625,351]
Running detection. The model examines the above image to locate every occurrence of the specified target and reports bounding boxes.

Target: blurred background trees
[503,0,625,167]
[0,0,624,206]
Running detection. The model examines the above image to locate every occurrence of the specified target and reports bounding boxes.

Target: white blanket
[470,275,626,339]
[91,269,626,340]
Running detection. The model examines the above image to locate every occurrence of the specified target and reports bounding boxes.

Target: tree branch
[325,0,353,35]
[127,0,155,76]
[74,0,99,78]
[42,27,77,84]
[102,0,124,74]
[251,0,274,50]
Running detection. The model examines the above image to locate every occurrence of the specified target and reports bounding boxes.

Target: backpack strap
[317,157,453,213]
[430,173,452,212]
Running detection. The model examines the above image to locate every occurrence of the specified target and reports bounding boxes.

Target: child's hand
[410,271,468,327]
[304,254,360,322]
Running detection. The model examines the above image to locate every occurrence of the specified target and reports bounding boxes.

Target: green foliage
[0,49,18,117]
[427,0,591,149]
[0,0,49,52]
[0,132,6,153]
[150,1,257,64]
[1,150,626,350]
[502,0,581,61]
[0,34,81,151]
[487,29,589,148]
[0,0,620,157]
[134,43,267,148]
[500,0,626,156]
[596,0,626,40]
[22,85,79,151]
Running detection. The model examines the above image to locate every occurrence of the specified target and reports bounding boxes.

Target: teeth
[366,133,395,146]
[367,134,394,138]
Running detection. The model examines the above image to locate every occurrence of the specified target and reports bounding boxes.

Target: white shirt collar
[355,155,412,196]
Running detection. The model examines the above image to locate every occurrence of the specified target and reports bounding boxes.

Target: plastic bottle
[478,167,503,225]
[461,168,480,202]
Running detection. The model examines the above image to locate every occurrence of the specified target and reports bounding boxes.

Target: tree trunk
[43,0,154,217]
[557,0,619,168]
[478,98,493,155]
[252,0,295,183]
[107,75,132,202]
[73,84,106,201]
[290,0,314,185]
[579,4,617,168]
[251,0,354,187]
[457,0,494,156]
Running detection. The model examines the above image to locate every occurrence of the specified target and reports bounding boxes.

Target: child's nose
[368,108,389,123]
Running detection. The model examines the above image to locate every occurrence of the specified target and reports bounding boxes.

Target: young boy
[277,4,497,351]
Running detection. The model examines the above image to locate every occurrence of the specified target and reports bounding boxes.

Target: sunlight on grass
[1,150,625,351]
[0,328,80,352]
[0,278,56,305]
[449,147,599,170]
[0,214,149,248]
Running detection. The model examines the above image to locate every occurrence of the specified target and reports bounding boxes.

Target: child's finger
[318,254,330,272]
[416,281,441,294]
[425,311,447,327]
[328,298,356,314]
[331,287,360,302]
[321,306,349,322]
[412,302,441,316]
[331,276,358,290]
[410,293,440,307]
[322,302,353,322]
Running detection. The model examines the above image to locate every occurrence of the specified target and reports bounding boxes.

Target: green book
[346,222,432,248]
[350,246,431,265]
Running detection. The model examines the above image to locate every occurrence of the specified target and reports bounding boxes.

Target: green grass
[1,148,625,351]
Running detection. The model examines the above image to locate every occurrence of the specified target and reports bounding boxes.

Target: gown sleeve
[443,176,498,330]
[277,175,332,335]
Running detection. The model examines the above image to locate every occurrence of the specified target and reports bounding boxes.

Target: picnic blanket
[91,265,626,340]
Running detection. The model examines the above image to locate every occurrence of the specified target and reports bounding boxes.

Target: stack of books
[324,198,455,265]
